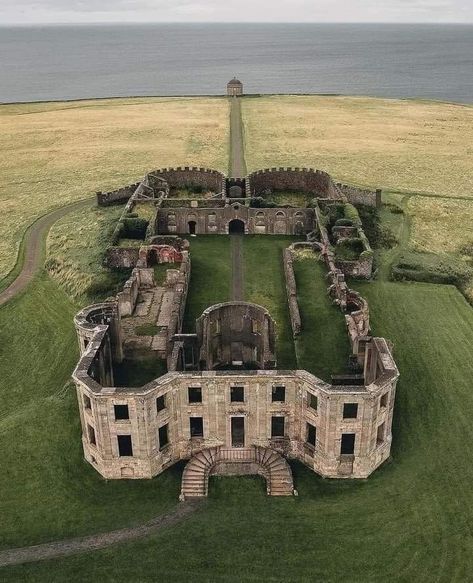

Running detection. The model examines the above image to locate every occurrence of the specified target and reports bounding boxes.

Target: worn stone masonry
[73,162,398,491]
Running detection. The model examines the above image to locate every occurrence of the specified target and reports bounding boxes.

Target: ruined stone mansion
[73,158,398,498]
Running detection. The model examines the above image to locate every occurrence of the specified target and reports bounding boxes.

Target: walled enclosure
[73,162,397,491]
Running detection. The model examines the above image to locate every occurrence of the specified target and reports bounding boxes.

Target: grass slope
[3,279,473,581]
[0,96,229,279]
[0,274,181,549]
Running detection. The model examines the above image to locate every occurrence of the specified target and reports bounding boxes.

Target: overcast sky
[1,0,472,25]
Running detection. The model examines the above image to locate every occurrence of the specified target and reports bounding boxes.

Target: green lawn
[3,278,473,581]
[242,236,298,369]
[183,235,231,331]
[294,257,351,380]
[0,274,181,550]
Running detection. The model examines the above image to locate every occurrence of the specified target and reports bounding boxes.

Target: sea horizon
[1,23,472,104]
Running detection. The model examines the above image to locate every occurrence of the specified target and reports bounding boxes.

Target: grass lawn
[242,235,298,369]
[0,96,229,279]
[183,235,231,331]
[0,274,182,550]
[3,278,473,581]
[294,256,351,381]
[242,95,473,198]
[46,203,124,300]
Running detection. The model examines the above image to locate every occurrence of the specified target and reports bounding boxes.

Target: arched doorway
[229,219,245,234]
[188,221,197,235]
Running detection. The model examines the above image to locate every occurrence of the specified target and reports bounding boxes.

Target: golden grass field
[242,95,473,197]
[0,97,229,278]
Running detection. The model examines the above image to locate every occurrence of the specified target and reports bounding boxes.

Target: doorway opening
[188,221,197,235]
[229,219,245,234]
[231,416,245,447]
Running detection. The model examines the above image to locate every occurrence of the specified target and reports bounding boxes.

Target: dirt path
[0,501,201,568]
[231,234,244,300]
[229,97,247,178]
[0,198,93,307]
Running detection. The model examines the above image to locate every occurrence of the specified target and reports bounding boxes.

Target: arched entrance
[188,221,197,235]
[229,219,245,234]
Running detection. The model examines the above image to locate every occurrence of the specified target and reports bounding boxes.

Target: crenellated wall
[247,168,345,200]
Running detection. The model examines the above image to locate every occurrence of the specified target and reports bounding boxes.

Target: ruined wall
[336,183,382,208]
[247,168,345,200]
[149,167,226,195]
[97,183,140,206]
[156,204,314,236]
[105,247,140,269]
[283,248,301,337]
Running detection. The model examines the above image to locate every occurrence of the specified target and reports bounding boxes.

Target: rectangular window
[306,423,316,447]
[87,424,96,446]
[156,395,166,413]
[158,424,169,450]
[380,393,388,408]
[343,403,358,419]
[308,393,318,411]
[114,404,130,420]
[231,386,245,403]
[190,417,204,438]
[271,416,285,438]
[377,422,385,446]
[83,394,91,410]
[188,387,202,404]
[272,385,286,402]
[341,433,355,455]
[117,434,133,456]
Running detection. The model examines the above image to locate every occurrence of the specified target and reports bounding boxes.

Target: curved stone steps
[180,446,294,500]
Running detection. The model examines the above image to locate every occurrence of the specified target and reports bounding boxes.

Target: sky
[0,0,472,25]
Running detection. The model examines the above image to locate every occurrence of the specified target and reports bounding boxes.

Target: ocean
[0,23,471,104]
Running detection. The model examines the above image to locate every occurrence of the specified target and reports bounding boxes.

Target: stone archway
[229,219,245,234]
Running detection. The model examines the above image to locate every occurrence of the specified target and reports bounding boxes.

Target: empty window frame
[117,434,133,457]
[230,386,245,402]
[380,392,388,409]
[158,424,169,450]
[156,395,166,413]
[272,385,286,402]
[308,392,318,411]
[271,416,285,438]
[87,424,96,446]
[190,417,204,438]
[340,433,356,455]
[377,422,385,446]
[188,387,202,404]
[83,394,92,410]
[343,403,358,419]
[306,423,316,447]
[114,404,130,420]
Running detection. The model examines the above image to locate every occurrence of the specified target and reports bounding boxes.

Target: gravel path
[231,234,244,300]
[0,198,93,307]
[229,97,247,178]
[0,501,201,567]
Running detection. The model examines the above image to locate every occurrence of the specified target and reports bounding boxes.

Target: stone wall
[105,247,140,269]
[149,167,226,196]
[156,203,314,236]
[97,183,140,206]
[337,183,382,208]
[283,248,301,337]
[247,168,345,200]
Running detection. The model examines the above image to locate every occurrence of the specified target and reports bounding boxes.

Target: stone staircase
[180,446,294,500]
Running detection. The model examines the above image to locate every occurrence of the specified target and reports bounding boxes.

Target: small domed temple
[227,78,243,96]
[73,159,398,498]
